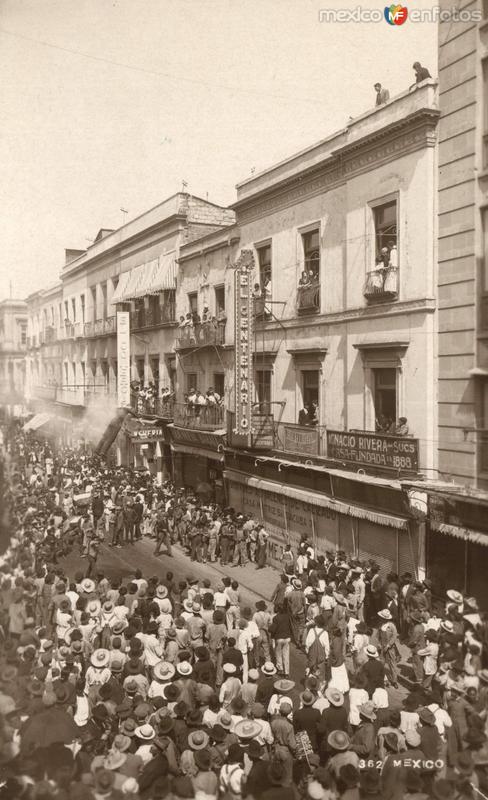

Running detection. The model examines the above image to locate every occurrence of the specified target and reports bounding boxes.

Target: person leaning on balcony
[413,61,431,84]
[252,282,262,298]
[395,417,409,436]
[298,271,310,288]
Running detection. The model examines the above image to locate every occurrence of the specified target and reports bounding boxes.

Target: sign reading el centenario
[234,250,255,439]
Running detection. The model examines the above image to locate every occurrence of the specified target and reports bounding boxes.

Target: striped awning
[111,251,177,305]
[430,519,488,547]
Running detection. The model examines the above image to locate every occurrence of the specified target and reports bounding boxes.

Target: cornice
[255,297,436,332]
[236,109,439,225]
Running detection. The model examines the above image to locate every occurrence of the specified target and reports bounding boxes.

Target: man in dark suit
[359,646,386,697]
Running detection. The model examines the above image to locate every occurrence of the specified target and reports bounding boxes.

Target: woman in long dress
[328,626,350,694]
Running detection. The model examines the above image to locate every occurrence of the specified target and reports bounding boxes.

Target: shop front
[124,418,172,484]
[168,425,226,504]
[224,467,417,574]
[425,491,488,606]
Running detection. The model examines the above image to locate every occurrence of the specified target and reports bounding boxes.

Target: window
[100,360,109,388]
[58,303,63,327]
[90,287,97,322]
[135,358,145,383]
[297,229,321,314]
[112,275,119,293]
[302,230,320,280]
[20,324,27,345]
[149,356,159,384]
[81,362,86,385]
[71,298,76,322]
[186,373,198,394]
[215,285,225,315]
[373,368,397,430]
[257,244,272,294]
[302,370,319,408]
[101,283,108,319]
[373,200,398,262]
[149,294,161,324]
[80,295,85,324]
[255,369,271,411]
[64,301,69,323]
[213,373,225,399]
[480,383,488,473]
[188,292,198,316]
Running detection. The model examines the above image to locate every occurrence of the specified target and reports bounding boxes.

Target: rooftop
[234,79,438,206]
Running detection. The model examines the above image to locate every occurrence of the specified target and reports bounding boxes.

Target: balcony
[227,410,275,450]
[84,321,93,337]
[254,297,272,321]
[296,282,320,314]
[274,422,326,456]
[130,305,176,331]
[173,402,225,431]
[131,393,174,418]
[175,321,226,350]
[363,266,398,303]
[55,385,85,405]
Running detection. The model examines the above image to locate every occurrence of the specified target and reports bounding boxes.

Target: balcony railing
[104,315,117,335]
[73,322,84,338]
[94,319,105,336]
[173,401,225,430]
[273,423,420,474]
[297,282,320,314]
[274,422,327,456]
[363,266,399,303]
[175,321,226,350]
[254,297,272,321]
[130,305,176,331]
[131,393,174,418]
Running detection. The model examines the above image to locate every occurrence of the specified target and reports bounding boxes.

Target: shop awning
[23,412,53,431]
[224,468,408,530]
[430,519,488,547]
[171,442,224,463]
[111,252,177,305]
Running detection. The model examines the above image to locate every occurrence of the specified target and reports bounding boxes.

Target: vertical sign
[234,249,255,443]
[117,311,131,408]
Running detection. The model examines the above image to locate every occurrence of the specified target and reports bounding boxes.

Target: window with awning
[111,251,177,305]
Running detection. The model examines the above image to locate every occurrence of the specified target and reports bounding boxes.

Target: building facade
[0,299,28,412]
[416,0,488,600]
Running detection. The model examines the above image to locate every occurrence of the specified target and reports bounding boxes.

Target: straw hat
[156,585,168,599]
[365,645,379,658]
[378,609,392,620]
[261,662,277,676]
[134,724,156,741]
[176,661,192,677]
[274,679,295,693]
[446,589,463,605]
[80,578,96,594]
[90,649,110,668]
[234,720,262,740]
[188,730,209,750]
[153,661,176,682]
[359,702,376,722]
[325,687,344,707]
[103,751,127,771]
[327,730,350,751]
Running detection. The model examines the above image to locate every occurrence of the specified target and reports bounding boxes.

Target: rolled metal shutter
[398,527,419,579]
[357,520,397,577]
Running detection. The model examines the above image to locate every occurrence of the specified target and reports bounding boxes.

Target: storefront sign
[169,425,225,450]
[117,311,131,408]
[226,479,339,563]
[234,250,255,442]
[326,430,419,472]
[283,424,319,455]
[130,427,164,441]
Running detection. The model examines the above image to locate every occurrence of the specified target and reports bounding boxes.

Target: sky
[0,0,438,301]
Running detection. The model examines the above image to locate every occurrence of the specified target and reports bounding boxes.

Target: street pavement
[60,532,408,708]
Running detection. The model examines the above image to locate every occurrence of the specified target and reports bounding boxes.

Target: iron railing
[131,393,174,417]
[173,401,225,430]
[175,321,226,349]
[297,282,320,314]
[363,266,399,302]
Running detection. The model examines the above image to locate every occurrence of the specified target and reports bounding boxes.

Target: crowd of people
[1,421,488,800]
[177,308,227,348]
